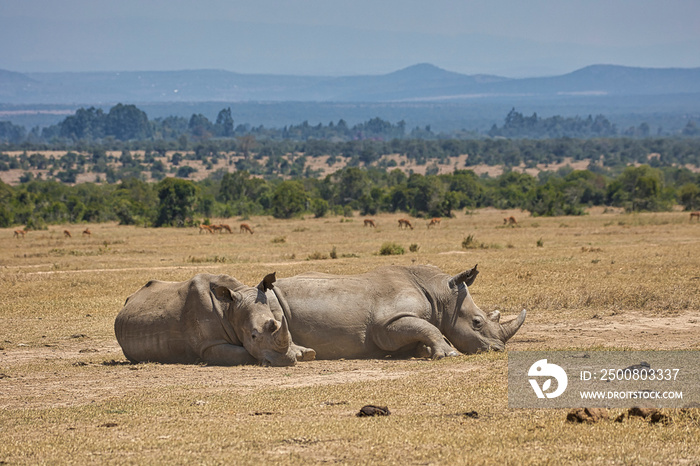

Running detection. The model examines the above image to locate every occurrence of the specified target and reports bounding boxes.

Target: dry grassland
[1,208,699,464]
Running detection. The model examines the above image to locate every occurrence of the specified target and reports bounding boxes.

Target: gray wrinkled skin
[115,273,315,366]
[267,264,526,360]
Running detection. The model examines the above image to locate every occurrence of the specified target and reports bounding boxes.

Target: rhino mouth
[488,341,506,352]
[259,348,298,367]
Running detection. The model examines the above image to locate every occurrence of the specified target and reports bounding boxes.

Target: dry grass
[1,208,699,464]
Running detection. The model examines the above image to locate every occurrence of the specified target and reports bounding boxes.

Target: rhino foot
[294,345,316,362]
[432,349,461,360]
[415,344,460,360]
[415,344,431,359]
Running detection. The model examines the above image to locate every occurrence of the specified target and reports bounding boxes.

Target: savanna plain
[1,208,699,465]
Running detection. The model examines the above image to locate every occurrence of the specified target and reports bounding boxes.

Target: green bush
[311,198,329,218]
[379,242,405,255]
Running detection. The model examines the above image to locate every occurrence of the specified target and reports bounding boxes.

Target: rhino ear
[449,264,479,288]
[212,285,235,303]
[257,272,276,292]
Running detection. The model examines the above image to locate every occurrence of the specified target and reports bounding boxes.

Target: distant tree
[155,177,198,226]
[218,170,250,202]
[606,165,669,211]
[188,113,214,140]
[310,198,329,218]
[237,134,256,160]
[0,180,14,227]
[215,107,234,137]
[332,167,370,207]
[526,178,585,217]
[491,171,538,209]
[59,107,105,140]
[105,104,151,140]
[0,121,27,143]
[678,183,700,210]
[271,180,307,219]
[176,166,197,178]
[682,120,699,137]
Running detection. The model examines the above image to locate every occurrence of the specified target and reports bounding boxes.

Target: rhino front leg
[373,316,460,359]
[200,342,258,366]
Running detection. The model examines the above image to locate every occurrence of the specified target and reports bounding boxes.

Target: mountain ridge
[2,63,700,105]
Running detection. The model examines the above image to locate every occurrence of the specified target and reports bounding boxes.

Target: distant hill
[1,64,700,105]
[1,64,700,134]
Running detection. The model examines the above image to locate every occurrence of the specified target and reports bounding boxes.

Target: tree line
[3,135,700,183]
[2,163,699,229]
[1,104,700,145]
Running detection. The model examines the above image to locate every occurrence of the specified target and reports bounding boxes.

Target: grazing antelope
[427,217,441,228]
[503,216,517,226]
[210,224,223,233]
[63,230,72,238]
[199,225,214,234]
[219,223,233,233]
[13,229,26,239]
[240,223,254,234]
[82,228,91,236]
[398,218,414,230]
[363,219,376,228]
[690,212,700,222]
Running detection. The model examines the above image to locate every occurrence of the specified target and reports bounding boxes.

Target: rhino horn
[273,315,291,349]
[449,264,478,288]
[500,309,527,342]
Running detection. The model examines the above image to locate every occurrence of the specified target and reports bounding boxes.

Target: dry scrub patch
[1,209,699,464]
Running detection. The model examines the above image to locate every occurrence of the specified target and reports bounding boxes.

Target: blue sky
[1,0,699,77]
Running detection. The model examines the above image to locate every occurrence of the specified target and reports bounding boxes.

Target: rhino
[266,264,526,359]
[115,272,315,366]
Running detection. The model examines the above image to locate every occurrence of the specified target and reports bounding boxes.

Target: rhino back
[115,274,236,363]
[275,268,432,359]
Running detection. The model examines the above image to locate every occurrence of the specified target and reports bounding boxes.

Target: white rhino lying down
[115,273,315,366]
[266,264,526,360]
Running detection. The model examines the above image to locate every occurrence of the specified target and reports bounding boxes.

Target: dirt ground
[2,310,697,411]
[1,209,699,464]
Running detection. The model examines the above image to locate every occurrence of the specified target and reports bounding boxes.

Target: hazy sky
[1,0,699,77]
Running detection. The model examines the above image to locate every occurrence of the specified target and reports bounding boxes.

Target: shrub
[462,234,478,249]
[379,242,405,255]
[311,198,329,218]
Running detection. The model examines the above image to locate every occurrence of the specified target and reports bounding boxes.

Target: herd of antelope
[10,212,700,240]
[199,223,253,234]
[13,227,91,239]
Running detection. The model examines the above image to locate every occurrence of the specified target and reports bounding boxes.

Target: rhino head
[213,272,298,366]
[442,264,527,354]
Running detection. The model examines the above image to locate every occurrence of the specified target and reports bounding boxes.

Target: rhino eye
[472,316,483,329]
